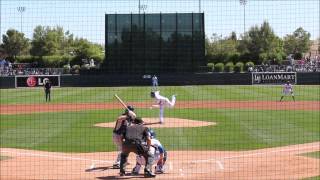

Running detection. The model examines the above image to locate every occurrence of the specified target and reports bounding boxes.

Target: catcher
[131,129,167,175]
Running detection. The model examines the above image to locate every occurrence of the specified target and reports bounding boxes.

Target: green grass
[302,151,320,159]
[1,85,319,104]
[301,151,320,179]
[304,176,320,180]
[1,108,319,152]
[0,156,10,161]
[1,85,319,153]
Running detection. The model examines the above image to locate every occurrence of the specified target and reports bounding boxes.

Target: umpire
[44,79,51,102]
[120,117,156,178]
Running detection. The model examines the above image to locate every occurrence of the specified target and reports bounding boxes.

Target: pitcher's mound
[95,118,215,128]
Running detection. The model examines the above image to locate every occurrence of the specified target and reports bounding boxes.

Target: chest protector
[125,124,147,141]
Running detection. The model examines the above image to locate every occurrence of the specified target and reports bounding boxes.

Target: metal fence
[0,1,319,180]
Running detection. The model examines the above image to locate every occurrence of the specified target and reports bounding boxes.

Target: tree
[283,27,311,58]
[61,30,75,56]
[30,26,73,57]
[238,21,285,64]
[72,38,103,64]
[30,26,48,56]
[1,29,29,59]
[205,33,239,63]
[229,31,237,41]
[44,26,65,55]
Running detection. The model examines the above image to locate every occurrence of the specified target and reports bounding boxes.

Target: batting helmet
[127,105,134,111]
[149,129,156,139]
[150,91,155,98]
[124,105,134,114]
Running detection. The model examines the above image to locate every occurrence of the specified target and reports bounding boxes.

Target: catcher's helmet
[149,129,156,139]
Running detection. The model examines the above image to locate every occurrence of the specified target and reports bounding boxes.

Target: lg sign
[26,77,50,87]
[16,75,60,88]
[26,76,37,87]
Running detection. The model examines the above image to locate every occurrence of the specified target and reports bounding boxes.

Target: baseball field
[0,85,319,179]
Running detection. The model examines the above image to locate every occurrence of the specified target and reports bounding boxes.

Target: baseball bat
[143,122,161,125]
[114,94,129,111]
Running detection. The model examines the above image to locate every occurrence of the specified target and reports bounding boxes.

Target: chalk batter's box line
[1,143,318,171]
[0,150,113,164]
[188,144,319,164]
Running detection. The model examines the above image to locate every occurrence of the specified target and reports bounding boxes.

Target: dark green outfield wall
[297,72,320,85]
[0,73,319,88]
[0,76,15,89]
[58,73,252,87]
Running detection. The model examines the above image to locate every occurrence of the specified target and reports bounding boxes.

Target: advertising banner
[15,75,60,88]
[252,72,296,85]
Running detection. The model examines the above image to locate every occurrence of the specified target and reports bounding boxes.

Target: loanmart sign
[252,72,296,84]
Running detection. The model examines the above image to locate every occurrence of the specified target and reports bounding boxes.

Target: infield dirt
[1,101,318,115]
[1,142,319,180]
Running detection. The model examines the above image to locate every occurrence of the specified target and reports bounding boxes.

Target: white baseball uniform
[283,83,294,96]
[152,76,158,90]
[154,91,176,123]
[133,138,166,173]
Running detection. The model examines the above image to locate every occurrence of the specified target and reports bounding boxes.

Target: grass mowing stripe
[0,110,117,152]
[1,88,42,104]
[237,110,316,145]
[302,151,320,159]
[1,108,318,152]
[0,156,11,161]
[303,176,320,180]
[1,85,319,104]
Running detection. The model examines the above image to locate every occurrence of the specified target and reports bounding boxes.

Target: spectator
[90,59,95,67]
